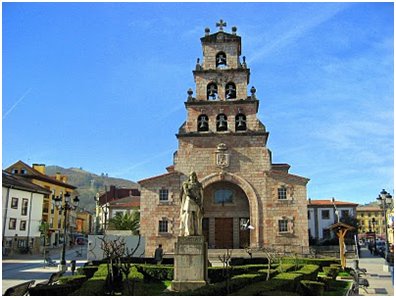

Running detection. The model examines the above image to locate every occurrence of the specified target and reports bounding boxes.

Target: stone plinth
[171,236,208,292]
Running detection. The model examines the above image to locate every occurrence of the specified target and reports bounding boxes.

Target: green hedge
[135,264,173,281]
[178,273,266,296]
[323,266,339,280]
[80,266,99,278]
[29,283,81,296]
[298,280,325,296]
[281,257,339,270]
[70,277,106,296]
[273,272,304,291]
[208,264,269,283]
[58,275,87,286]
[295,264,320,281]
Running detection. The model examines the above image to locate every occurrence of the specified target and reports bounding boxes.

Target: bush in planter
[298,280,325,296]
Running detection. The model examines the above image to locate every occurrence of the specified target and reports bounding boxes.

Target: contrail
[3,88,32,120]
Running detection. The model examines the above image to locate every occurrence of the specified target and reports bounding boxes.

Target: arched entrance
[202,181,250,249]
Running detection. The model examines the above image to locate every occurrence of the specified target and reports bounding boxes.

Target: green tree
[108,211,140,235]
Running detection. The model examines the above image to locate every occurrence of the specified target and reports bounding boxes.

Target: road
[2,245,88,294]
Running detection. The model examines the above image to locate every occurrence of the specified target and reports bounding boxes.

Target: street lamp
[377,189,393,260]
[54,192,79,272]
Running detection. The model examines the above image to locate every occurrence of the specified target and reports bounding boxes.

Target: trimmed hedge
[281,257,339,270]
[229,257,268,266]
[135,264,173,281]
[178,273,266,296]
[58,275,87,286]
[323,266,339,280]
[294,264,320,281]
[29,283,81,296]
[298,280,325,296]
[208,264,269,283]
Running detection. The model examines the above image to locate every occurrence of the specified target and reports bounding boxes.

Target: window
[11,197,18,209]
[20,220,27,231]
[323,228,331,239]
[277,187,287,200]
[321,210,330,219]
[159,189,169,202]
[12,168,18,174]
[278,219,288,233]
[235,113,247,131]
[307,210,311,220]
[216,114,227,131]
[207,83,218,100]
[341,210,349,219]
[21,199,29,216]
[18,239,27,248]
[197,114,209,132]
[216,51,227,68]
[225,82,236,99]
[21,168,27,174]
[159,220,168,233]
[214,189,233,204]
[9,218,17,230]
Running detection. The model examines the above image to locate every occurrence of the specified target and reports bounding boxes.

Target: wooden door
[215,218,233,249]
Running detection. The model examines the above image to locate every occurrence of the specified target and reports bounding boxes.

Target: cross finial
[216,19,227,32]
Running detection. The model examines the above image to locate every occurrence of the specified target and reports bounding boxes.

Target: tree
[108,211,140,234]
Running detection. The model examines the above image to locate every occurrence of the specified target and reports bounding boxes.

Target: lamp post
[54,192,79,272]
[377,189,393,260]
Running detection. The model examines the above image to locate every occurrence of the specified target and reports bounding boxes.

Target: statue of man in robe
[179,172,204,236]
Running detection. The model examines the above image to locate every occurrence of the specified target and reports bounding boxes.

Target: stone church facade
[139,21,309,256]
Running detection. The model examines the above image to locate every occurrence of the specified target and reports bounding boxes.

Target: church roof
[308,199,358,207]
[269,169,310,185]
[138,170,182,185]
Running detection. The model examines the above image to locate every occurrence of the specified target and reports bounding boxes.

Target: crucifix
[216,19,227,31]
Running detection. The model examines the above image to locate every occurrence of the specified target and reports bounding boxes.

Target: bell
[218,121,226,129]
[199,121,206,129]
[237,121,245,128]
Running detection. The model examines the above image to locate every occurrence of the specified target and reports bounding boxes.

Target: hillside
[46,166,139,212]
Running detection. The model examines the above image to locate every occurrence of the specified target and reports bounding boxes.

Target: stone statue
[179,172,204,236]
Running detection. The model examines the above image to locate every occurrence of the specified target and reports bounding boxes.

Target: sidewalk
[347,247,394,296]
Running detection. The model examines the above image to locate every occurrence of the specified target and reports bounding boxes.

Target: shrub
[229,257,268,266]
[29,283,81,296]
[273,272,304,291]
[70,277,106,296]
[181,273,266,296]
[295,264,320,280]
[298,280,325,296]
[135,264,174,281]
[281,257,339,270]
[323,266,339,279]
[208,264,269,283]
[58,275,87,286]
[80,266,99,278]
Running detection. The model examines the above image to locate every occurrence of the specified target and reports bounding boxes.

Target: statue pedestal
[171,236,208,292]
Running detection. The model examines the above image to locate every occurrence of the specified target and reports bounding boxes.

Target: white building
[2,171,51,255]
[307,199,358,242]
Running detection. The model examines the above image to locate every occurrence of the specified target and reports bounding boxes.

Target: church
[139,21,309,256]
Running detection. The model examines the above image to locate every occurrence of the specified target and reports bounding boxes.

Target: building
[5,161,77,248]
[357,205,388,241]
[139,21,310,256]
[96,185,140,232]
[76,209,94,235]
[307,199,358,242]
[2,171,51,255]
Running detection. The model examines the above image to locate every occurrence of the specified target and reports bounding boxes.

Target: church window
[225,82,236,99]
[207,83,218,100]
[216,51,227,68]
[159,219,168,233]
[277,187,287,200]
[216,114,228,131]
[235,113,247,131]
[214,189,234,205]
[278,219,288,233]
[159,189,169,202]
[197,114,209,131]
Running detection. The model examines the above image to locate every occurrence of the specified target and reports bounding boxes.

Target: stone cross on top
[216,19,227,31]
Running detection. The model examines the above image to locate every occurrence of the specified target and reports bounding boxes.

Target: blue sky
[3,2,394,205]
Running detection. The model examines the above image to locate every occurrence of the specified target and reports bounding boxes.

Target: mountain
[46,166,139,212]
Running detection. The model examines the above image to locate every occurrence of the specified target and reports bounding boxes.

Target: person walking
[154,244,164,265]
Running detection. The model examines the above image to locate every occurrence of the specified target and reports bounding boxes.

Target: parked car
[75,237,87,245]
